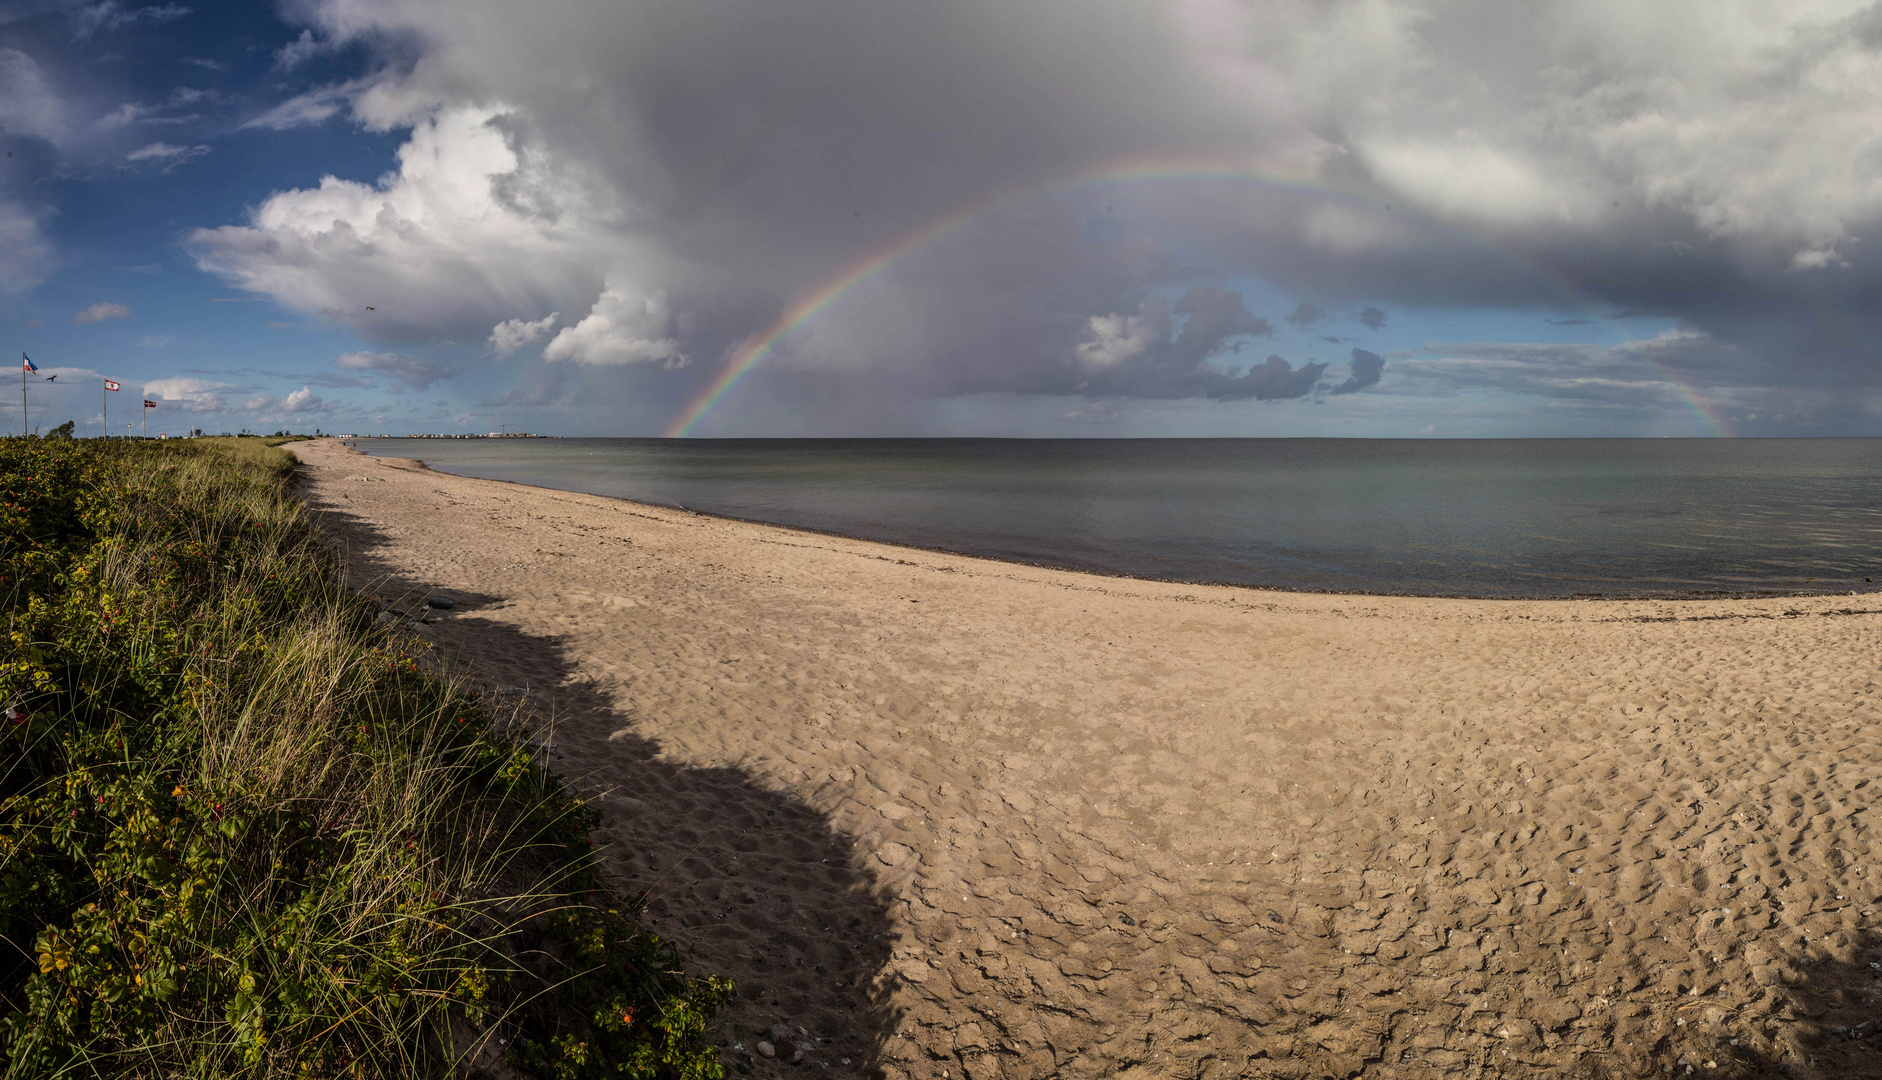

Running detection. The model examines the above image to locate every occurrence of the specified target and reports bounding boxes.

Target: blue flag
[21,353,35,374]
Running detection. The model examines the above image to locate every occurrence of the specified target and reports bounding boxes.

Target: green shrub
[0,437,730,1078]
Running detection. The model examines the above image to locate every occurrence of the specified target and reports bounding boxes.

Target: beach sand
[292,437,1882,1079]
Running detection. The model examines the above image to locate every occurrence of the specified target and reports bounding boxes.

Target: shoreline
[295,436,1882,1079]
[341,441,1869,605]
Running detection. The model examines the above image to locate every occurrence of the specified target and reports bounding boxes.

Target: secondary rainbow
[663,154,1731,437]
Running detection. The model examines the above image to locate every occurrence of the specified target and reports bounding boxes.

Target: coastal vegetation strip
[0,436,729,1078]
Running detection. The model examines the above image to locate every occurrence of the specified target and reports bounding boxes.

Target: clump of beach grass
[0,436,730,1078]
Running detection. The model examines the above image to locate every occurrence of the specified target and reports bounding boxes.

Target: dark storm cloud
[1330,348,1384,395]
[1205,355,1328,401]
[1173,286,1274,364]
[1068,286,1324,401]
[1284,303,1325,329]
[183,0,1346,408]
[170,0,1882,430]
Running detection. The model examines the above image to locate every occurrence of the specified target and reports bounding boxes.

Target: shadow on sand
[302,482,902,1080]
[1637,934,1882,1080]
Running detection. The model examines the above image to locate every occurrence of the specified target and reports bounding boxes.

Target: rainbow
[662,153,1731,437]
[1649,355,1734,437]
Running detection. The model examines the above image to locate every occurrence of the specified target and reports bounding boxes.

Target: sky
[3,1,1882,438]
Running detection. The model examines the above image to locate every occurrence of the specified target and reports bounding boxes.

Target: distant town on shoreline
[339,432,556,439]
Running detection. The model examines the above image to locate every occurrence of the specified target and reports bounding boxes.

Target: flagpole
[20,356,24,437]
[102,380,107,440]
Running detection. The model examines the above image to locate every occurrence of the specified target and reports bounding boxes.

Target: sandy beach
[292,438,1882,1079]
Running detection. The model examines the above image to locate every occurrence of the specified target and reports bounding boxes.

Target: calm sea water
[350,438,1882,598]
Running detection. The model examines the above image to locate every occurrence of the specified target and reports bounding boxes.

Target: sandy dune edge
[292,438,1882,1079]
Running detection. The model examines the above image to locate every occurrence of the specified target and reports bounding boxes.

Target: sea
[348,438,1882,598]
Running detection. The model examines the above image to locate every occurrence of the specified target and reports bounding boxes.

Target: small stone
[757,1041,775,1058]
[426,593,455,609]
[736,1064,751,1075]
[1497,1018,1538,1046]
[792,1050,806,1064]
[1119,912,1136,926]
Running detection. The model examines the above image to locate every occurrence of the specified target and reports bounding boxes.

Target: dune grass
[0,436,730,1078]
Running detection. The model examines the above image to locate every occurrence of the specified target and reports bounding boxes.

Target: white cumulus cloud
[489,312,559,358]
[542,287,683,367]
[278,386,325,413]
[1075,310,1163,370]
[142,377,230,413]
[245,386,334,416]
[187,106,623,345]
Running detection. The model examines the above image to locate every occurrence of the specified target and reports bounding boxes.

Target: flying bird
[365,306,375,311]
[44,375,55,382]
